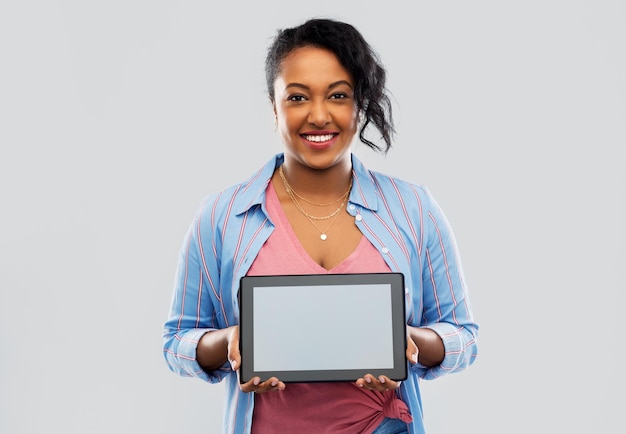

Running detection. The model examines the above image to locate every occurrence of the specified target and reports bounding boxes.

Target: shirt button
[355,214,362,222]
[381,247,389,254]
[348,204,356,211]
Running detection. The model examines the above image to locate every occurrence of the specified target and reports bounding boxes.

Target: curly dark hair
[265,18,395,154]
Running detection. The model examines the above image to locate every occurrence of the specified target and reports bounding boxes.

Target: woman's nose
[307,100,331,126]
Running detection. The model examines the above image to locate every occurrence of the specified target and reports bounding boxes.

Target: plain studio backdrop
[1,1,624,433]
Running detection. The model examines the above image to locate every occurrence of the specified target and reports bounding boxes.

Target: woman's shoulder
[367,169,435,204]
[351,155,439,215]
[194,181,262,220]
[352,154,431,197]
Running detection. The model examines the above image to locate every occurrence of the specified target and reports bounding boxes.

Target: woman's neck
[278,158,353,202]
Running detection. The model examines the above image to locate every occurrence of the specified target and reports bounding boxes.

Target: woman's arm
[196,326,236,371]
[415,186,479,377]
[162,212,225,382]
[407,325,444,367]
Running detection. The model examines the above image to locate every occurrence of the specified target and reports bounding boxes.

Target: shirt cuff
[174,328,215,381]
[418,322,466,379]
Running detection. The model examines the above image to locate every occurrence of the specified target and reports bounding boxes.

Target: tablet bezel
[238,272,407,383]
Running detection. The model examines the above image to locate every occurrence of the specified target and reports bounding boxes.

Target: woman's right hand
[225,325,242,373]
[227,326,286,394]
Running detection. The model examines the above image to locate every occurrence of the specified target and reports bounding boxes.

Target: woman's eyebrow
[328,80,353,90]
[284,80,353,91]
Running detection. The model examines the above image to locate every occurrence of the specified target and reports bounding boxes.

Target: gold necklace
[294,196,346,241]
[279,165,352,207]
[286,188,345,220]
[278,165,352,240]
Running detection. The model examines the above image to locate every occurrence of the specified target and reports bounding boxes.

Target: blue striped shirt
[163,153,479,434]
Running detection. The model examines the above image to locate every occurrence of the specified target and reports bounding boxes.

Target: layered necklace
[278,165,352,241]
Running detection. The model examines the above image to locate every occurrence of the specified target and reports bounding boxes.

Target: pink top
[247,182,412,434]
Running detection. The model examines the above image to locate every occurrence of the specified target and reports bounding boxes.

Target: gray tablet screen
[239,272,407,383]
[253,283,394,371]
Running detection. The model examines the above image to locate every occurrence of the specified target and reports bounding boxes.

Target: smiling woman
[162,17,479,434]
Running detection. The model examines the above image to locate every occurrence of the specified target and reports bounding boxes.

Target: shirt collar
[233,153,283,216]
[349,153,379,212]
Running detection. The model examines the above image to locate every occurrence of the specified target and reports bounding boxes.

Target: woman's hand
[355,373,401,391]
[239,376,286,394]
[406,329,419,365]
[355,332,419,391]
[226,326,286,393]
[225,325,241,372]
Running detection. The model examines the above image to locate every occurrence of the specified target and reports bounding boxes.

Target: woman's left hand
[355,333,418,391]
[355,373,400,391]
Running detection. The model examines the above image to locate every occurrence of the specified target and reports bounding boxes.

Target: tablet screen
[239,272,407,383]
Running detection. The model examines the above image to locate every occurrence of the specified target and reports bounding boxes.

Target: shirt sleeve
[162,207,232,384]
[412,187,479,380]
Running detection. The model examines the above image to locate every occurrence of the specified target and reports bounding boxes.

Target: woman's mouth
[302,133,336,143]
[300,132,339,150]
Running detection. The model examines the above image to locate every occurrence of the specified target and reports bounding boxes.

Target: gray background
[1,1,624,433]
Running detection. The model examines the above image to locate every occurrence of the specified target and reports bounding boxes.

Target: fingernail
[412,353,418,364]
[365,377,371,383]
[253,378,260,386]
[271,381,278,387]
[230,360,237,370]
[379,376,386,384]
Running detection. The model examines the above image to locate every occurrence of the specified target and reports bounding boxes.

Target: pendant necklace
[278,165,352,241]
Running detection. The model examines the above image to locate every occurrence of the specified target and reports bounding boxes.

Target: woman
[163,18,479,434]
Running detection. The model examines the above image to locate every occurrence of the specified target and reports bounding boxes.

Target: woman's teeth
[303,134,334,142]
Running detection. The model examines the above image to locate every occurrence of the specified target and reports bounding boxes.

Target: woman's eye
[330,93,348,100]
[287,95,306,102]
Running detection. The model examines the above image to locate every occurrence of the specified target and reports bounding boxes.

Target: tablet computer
[238,272,407,383]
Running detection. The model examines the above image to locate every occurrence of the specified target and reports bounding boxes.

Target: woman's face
[273,46,358,171]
